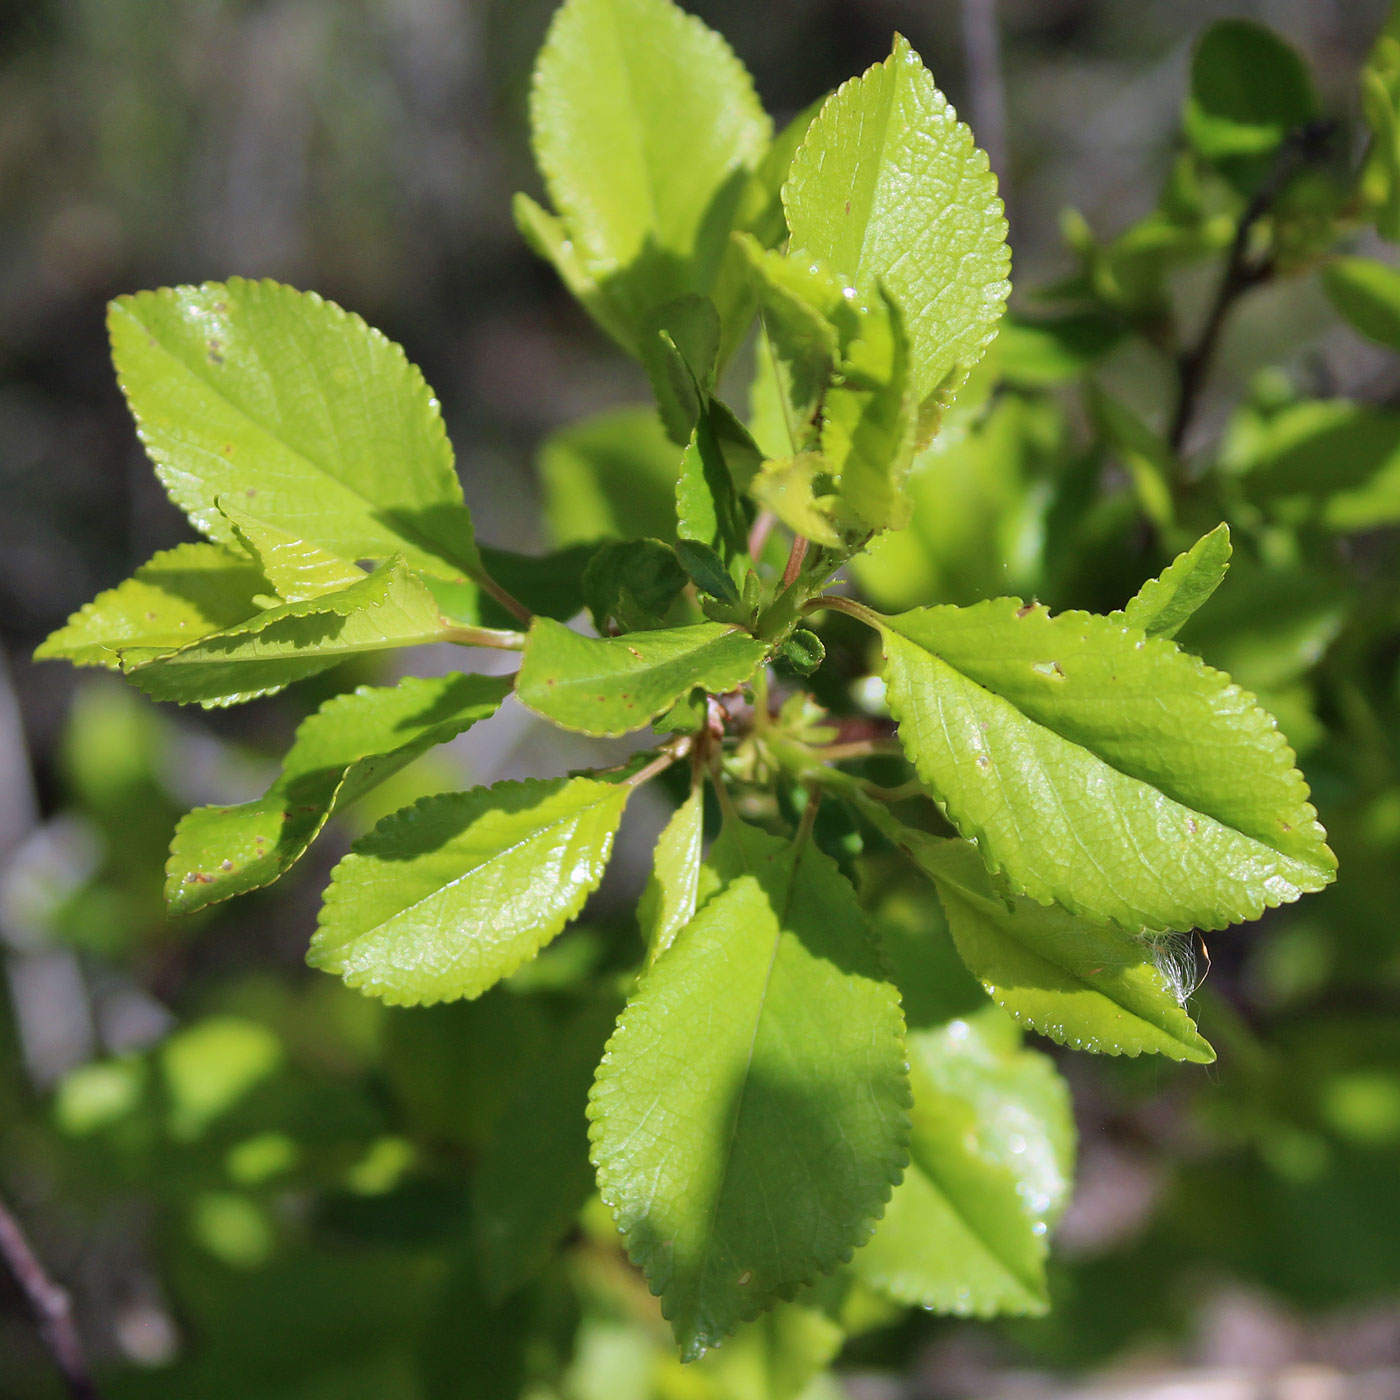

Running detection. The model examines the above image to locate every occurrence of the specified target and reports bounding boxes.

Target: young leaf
[638,785,704,965]
[309,775,630,1006]
[822,286,916,534]
[1118,522,1232,639]
[672,539,741,606]
[166,673,512,914]
[677,400,763,561]
[517,617,768,737]
[108,279,482,579]
[217,499,364,603]
[854,1008,1074,1316]
[641,294,722,444]
[121,559,453,707]
[537,406,682,548]
[582,539,687,633]
[474,996,620,1302]
[749,454,843,548]
[35,543,266,669]
[873,598,1335,931]
[783,35,1009,439]
[907,838,1215,1063]
[589,835,909,1359]
[528,0,770,354]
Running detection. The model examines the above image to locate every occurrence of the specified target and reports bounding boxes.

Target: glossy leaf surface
[36,543,266,669]
[784,36,1009,436]
[638,786,705,965]
[528,0,770,352]
[877,599,1335,930]
[1119,523,1232,639]
[855,1008,1073,1316]
[109,279,481,578]
[517,618,768,736]
[590,830,909,1359]
[310,776,630,1005]
[120,560,451,707]
[166,673,511,914]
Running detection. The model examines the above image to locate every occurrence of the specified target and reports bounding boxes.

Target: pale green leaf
[518,618,768,737]
[528,0,770,354]
[109,278,481,579]
[855,1007,1073,1316]
[907,838,1215,1062]
[822,287,915,533]
[537,407,681,548]
[639,786,705,965]
[783,36,1009,438]
[875,598,1335,930]
[590,834,909,1359]
[35,543,266,670]
[309,775,630,1005]
[1323,256,1400,351]
[121,559,451,707]
[166,673,511,914]
[475,996,620,1302]
[749,455,843,549]
[217,499,364,603]
[1118,523,1232,639]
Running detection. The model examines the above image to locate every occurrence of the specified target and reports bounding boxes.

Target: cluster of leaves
[36,0,1400,1385]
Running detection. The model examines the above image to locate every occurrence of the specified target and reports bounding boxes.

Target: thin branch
[780,536,809,589]
[475,572,534,627]
[747,508,776,563]
[625,736,692,789]
[0,1193,104,1400]
[1167,121,1335,457]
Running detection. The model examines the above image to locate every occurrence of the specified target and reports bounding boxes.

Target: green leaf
[854,1007,1073,1317]
[642,294,722,444]
[733,98,825,252]
[476,543,596,624]
[166,673,511,915]
[589,832,909,1359]
[783,35,1009,439]
[518,618,768,736]
[35,543,266,670]
[474,996,620,1301]
[527,0,770,355]
[108,279,482,579]
[822,287,916,533]
[309,775,630,1005]
[217,499,364,602]
[1323,256,1400,351]
[907,838,1215,1062]
[537,407,681,548]
[1235,398,1400,528]
[121,559,452,707]
[1184,20,1317,163]
[639,786,705,966]
[677,400,763,561]
[874,598,1336,930]
[996,312,1126,387]
[673,539,740,606]
[1118,523,1232,639]
[1088,384,1177,531]
[749,454,842,548]
[583,538,687,633]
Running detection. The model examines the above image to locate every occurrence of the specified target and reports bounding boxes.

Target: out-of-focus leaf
[1323,256,1400,351]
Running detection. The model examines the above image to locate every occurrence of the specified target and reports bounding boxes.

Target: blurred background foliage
[3,0,1400,1396]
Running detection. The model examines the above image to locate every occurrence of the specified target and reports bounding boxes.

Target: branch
[1167,121,1335,457]
[0,1192,104,1400]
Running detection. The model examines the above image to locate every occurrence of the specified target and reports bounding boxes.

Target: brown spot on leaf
[185,872,215,884]
[1016,602,1036,617]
